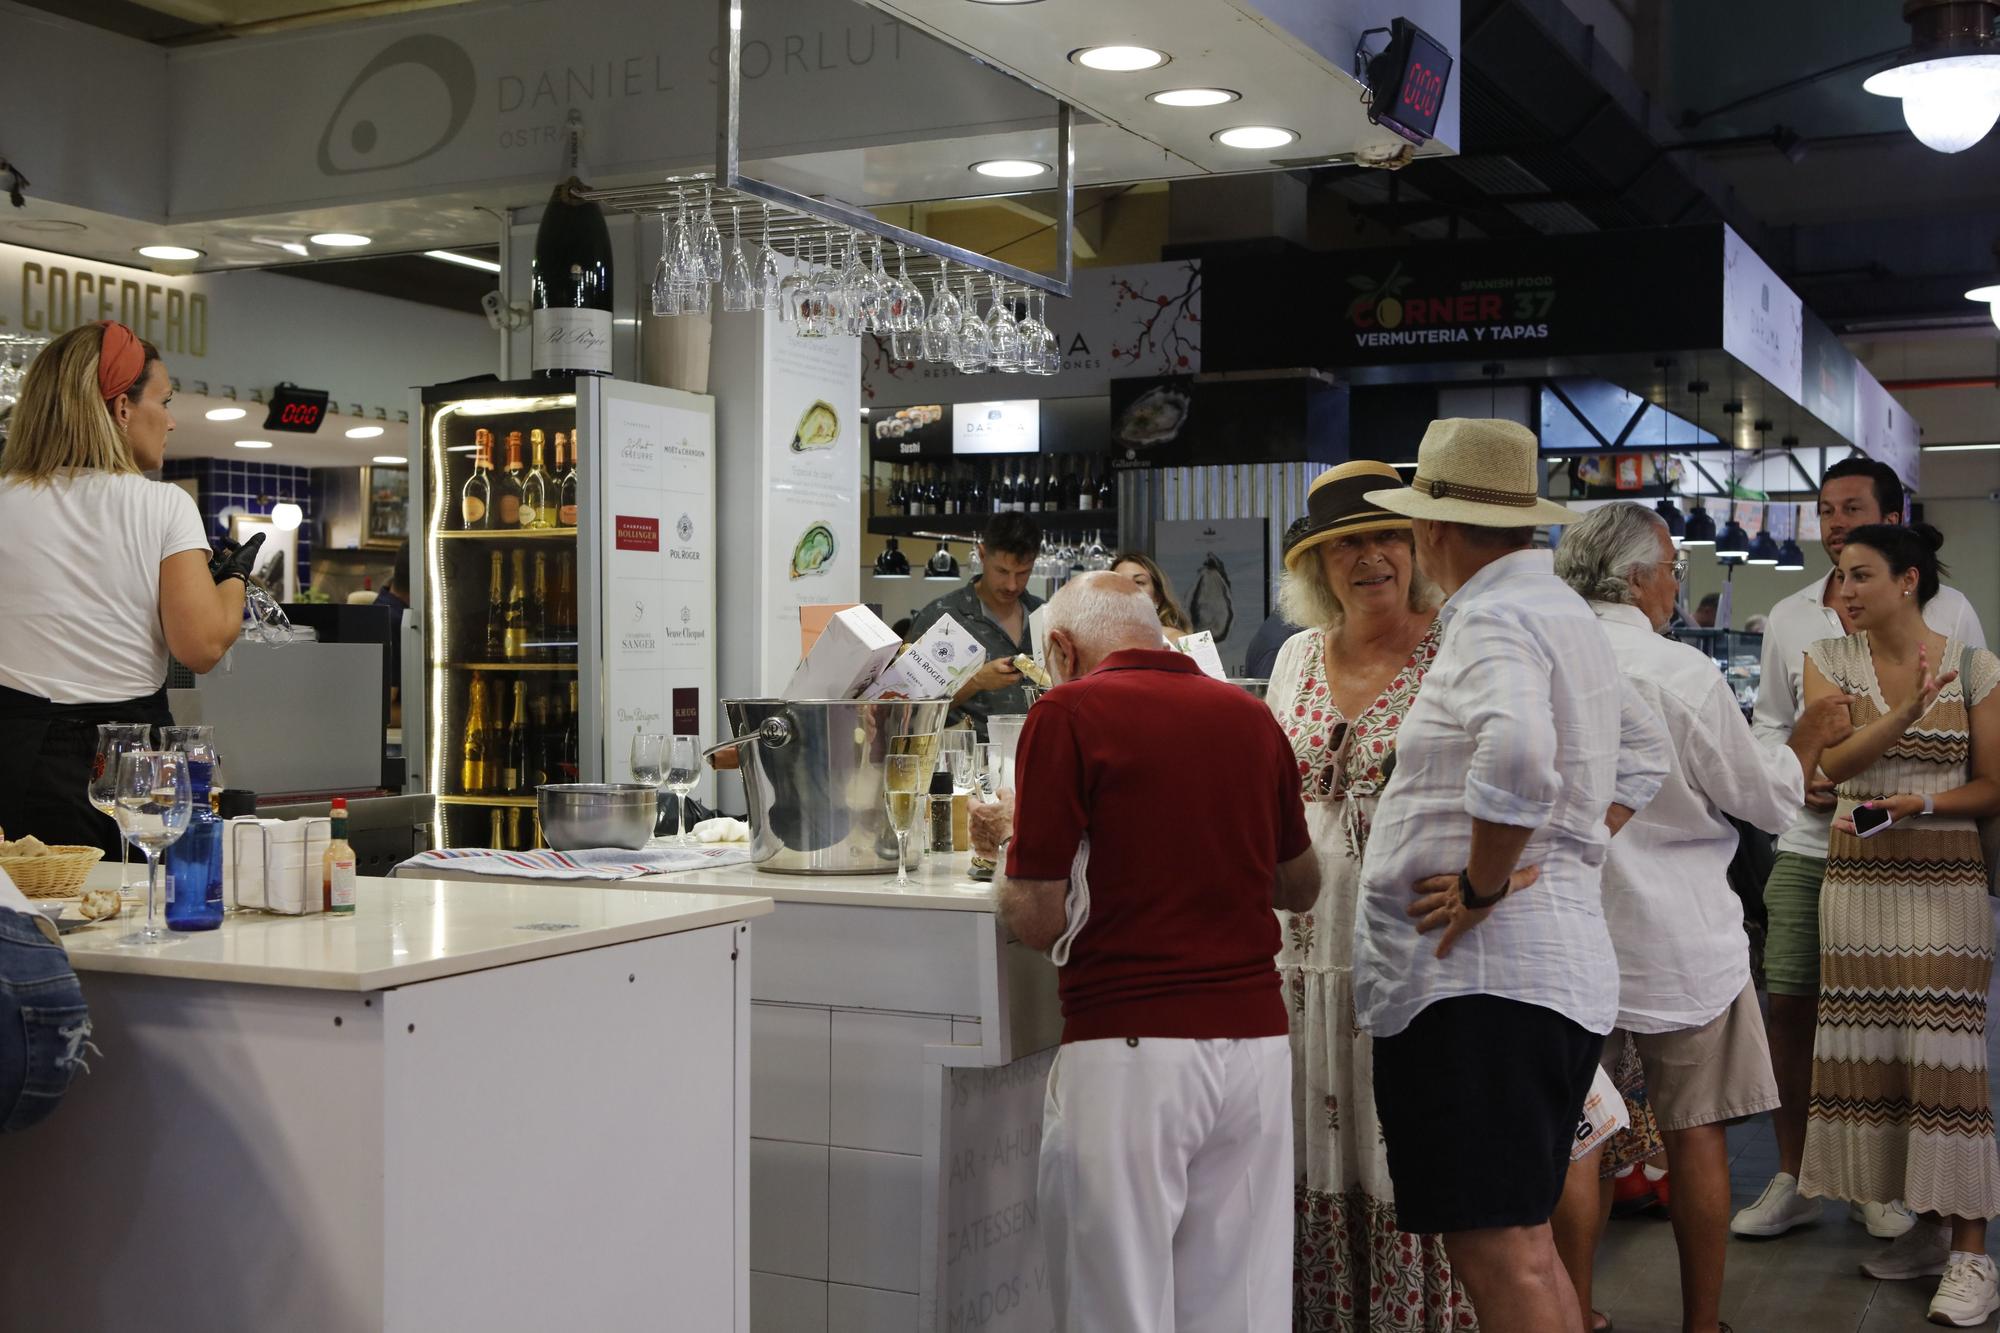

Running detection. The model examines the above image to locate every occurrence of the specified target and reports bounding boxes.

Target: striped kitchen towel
[396,842,752,881]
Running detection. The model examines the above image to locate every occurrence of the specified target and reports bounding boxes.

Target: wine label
[532,308,612,373]
[463,497,486,524]
[499,495,521,524]
[520,501,539,526]
[558,502,577,526]
[329,857,357,910]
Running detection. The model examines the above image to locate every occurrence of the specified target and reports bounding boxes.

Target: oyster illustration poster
[1153,519,1268,677]
[762,317,860,692]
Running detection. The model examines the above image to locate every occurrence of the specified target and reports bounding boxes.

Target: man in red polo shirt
[988,571,1319,1332]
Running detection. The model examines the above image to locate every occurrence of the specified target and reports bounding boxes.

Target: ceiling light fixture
[1070,45,1169,72]
[136,245,203,261]
[424,249,502,273]
[970,159,1051,178]
[205,406,248,422]
[1924,439,2000,451]
[1747,528,1783,565]
[234,440,274,450]
[345,425,386,439]
[310,232,371,248]
[372,454,409,465]
[269,502,303,531]
[1148,87,1240,107]
[1967,282,2000,329]
[1213,125,1299,149]
[1776,537,1808,571]
[1862,0,2000,154]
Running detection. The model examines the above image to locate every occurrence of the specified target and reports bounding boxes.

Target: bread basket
[0,827,106,899]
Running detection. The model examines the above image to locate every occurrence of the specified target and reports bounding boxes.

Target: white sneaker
[1928,1252,2000,1326]
[1852,1198,1919,1238]
[1730,1172,1824,1237]
[1863,1220,1951,1280]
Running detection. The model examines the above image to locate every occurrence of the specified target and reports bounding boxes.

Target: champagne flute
[756,206,783,310]
[666,737,700,845]
[884,754,925,887]
[89,722,152,899]
[114,749,192,946]
[722,205,755,313]
[651,210,676,316]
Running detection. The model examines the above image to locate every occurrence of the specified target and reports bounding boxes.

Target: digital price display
[262,382,331,434]
[1367,18,1453,147]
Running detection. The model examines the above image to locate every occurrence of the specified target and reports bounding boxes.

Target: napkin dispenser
[226,817,331,915]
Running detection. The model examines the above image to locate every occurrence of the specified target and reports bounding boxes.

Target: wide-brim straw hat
[1364,418,1573,528]
[1283,460,1411,570]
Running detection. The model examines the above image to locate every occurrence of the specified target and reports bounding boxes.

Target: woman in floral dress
[1267,461,1470,1331]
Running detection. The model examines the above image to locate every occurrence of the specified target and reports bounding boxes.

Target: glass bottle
[165,757,224,932]
[322,797,356,915]
[557,432,580,528]
[522,429,554,529]
[495,432,526,529]
[460,430,494,529]
[483,550,506,661]
[504,549,529,659]
[461,674,492,794]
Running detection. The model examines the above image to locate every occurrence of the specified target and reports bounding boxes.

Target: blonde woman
[1111,551,1192,641]
[1266,460,1467,1330]
[0,321,259,855]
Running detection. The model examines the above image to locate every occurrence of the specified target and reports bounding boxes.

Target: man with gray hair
[976,570,1319,1332]
[1550,501,1853,1333]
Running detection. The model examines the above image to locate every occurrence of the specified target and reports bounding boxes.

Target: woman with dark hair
[1800,522,2000,1326]
[1110,551,1191,641]
[0,322,260,855]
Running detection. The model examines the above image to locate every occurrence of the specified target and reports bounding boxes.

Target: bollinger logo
[319,34,478,176]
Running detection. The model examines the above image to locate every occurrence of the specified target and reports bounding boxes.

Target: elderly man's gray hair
[1045,570,1169,651]
[1553,502,1670,606]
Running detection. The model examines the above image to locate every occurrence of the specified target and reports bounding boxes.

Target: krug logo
[319,34,478,177]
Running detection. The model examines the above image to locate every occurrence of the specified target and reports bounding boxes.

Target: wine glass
[666,737,700,845]
[722,205,755,313]
[756,207,783,310]
[939,730,975,798]
[776,237,807,325]
[986,279,1022,373]
[89,722,152,899]
[631,731,667,838]
[953,274,991,372]
[651,210,676,316]
[1035,289,1062,374]
[113,749,192,946]
[883,754,925,887]
[697,183,724,283]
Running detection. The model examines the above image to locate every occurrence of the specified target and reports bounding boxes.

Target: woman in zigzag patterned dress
[1798,522,2000,1327]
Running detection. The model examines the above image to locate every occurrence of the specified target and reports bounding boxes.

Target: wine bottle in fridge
[462,674,492,794]
[461,429,494,529]
[531,109,614,379]
[483,551,506,660]
[557,432,579,527]
[504,549,529,660]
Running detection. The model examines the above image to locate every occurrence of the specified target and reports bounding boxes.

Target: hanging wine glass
[722,205,755,313]
[756,206,783,311]
[650,210,676,316]
[895,245,925,334]
[986,279,1022,373]
[670,191,701,295]
[697,182,724,283]
[925,261,961,364]
[1036,289,1062,374]
[953,273,991,373]
[776,234,806,325]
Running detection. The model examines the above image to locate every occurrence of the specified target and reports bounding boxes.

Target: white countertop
[60,867,770,991]
[629,852,999,911]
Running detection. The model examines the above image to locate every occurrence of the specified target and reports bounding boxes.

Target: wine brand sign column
[592,381,716,802]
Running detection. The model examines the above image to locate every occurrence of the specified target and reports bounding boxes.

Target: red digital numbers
[279,402,321,426]
[1399,61,1444,121]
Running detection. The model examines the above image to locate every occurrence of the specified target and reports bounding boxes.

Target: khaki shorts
[1599,983,1779,1134]
[1762,851,1825,996]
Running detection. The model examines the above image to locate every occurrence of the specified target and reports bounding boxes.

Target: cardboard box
[862,614,986,700]
[799,603,860,659]
[784,605,904,700]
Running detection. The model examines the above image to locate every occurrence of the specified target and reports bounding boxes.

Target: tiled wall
[162,459,315,588]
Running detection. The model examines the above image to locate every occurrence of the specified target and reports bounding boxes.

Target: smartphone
[1852,804,1896,838]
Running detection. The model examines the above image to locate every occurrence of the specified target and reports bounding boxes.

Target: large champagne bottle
[461,675,492,794]
[504,549,529,660]
[531,109,613,379]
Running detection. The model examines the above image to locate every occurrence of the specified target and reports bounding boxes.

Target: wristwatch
[1921,794,1935,818]
[1457,869,1509,911]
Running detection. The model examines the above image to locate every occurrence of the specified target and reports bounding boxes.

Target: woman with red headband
[0,321,262,856]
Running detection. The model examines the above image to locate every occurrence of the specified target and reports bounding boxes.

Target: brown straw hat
[1364,418,1573,528]
[1282,460,1411,570]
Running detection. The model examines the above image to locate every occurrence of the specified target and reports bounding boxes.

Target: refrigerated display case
[410,376,717,850]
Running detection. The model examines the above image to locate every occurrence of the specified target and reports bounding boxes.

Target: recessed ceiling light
[1070,45,1168,72]
[205,406,248,422]
[1148,87,1240,107]
[372,454,409,465]
[424,249,503,273]
[971,159,1051,178]
[234,440,274,450]
[310,232,371,248]
[136,245,203,261]
[1213,125,1298,149]
[345,425,386,439]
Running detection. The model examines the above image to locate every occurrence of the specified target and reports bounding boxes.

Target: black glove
[211,532,266,586]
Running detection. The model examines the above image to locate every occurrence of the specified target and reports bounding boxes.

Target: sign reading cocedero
[10,259,210,356]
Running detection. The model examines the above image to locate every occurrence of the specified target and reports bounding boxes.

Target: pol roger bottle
[165,758,224,931]
[531,109,613,378]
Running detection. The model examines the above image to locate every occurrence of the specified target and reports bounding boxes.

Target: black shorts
[1372,995,1603,1235]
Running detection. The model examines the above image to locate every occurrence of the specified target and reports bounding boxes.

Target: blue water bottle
[166,758,225,931]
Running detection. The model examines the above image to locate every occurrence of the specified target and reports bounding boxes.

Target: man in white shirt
[1552,503,1854,1333]
[1356,420,1671,1333]
[1733,457,1988,1241]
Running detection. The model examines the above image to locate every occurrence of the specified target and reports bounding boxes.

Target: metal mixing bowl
[536,783,658,851]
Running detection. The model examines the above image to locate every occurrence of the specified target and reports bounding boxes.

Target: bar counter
[0,872,771,1332]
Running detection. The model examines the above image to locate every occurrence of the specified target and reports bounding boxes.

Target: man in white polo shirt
[1731,456,1987,1243]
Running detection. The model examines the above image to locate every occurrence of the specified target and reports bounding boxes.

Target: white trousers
[1039,1034,1292,1333]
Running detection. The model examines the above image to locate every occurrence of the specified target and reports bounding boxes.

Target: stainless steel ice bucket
[719,698,950,874]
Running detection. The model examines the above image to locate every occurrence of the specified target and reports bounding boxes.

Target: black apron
[0,683,173,859]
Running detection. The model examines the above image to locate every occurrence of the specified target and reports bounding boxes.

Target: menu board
[595,381,717,802]
[759,317,861,694]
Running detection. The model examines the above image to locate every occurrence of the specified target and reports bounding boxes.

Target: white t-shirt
[0,472,212,704]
